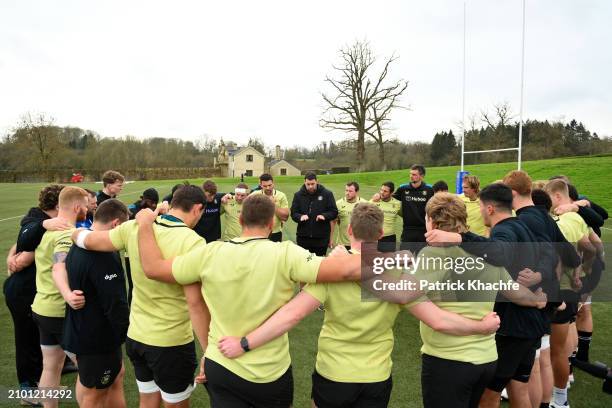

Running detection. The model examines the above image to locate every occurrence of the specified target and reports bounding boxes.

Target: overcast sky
[1,0,610,148]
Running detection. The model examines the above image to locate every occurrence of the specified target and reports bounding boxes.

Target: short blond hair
[463,175,480,193]
[350,203,383,241]
[532,180,547,190]
[544,179,569,197]
[425,193,468,233]
[58,186,88,209]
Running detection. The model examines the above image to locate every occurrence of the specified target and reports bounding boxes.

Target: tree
[11,112,65,175]
[321,41,408,171]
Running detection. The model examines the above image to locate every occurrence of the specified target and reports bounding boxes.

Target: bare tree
[13,112,62,174]
[321,41,408,171]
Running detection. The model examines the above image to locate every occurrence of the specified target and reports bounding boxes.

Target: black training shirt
[392,182,434,231]
[63,246,129,355]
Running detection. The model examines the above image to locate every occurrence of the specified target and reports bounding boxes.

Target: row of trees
[0,111,609,178]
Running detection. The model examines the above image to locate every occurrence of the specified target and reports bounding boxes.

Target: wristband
[75,230,92,249]
[240,336,250,352]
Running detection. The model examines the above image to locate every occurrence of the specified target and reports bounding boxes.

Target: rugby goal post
[458,0,526,193]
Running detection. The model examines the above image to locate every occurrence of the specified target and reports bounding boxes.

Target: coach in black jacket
[291,172,338,256]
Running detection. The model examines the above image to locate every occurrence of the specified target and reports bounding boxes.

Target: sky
[0,0,610,148]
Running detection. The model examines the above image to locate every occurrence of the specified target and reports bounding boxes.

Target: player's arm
[407,302,500,336]
[51,252,85,310]
[13,251,35,273]
[183,283,210,352]
[135,209,175,283]
[72,229,118,252]
[290,194,304,222]
[329,219,337,247]
[218,290,321,358]
[315,253,362,282]
[500,282,547,308]
[6,244,17,275]
[275,195,290,222]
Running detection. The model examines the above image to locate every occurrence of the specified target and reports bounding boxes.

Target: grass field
[1,155,611,407]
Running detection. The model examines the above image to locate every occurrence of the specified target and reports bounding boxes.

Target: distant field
[0,155,611,407]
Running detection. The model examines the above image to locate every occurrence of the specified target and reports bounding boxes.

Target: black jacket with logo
[392,182,434,231]
[291,184,338,241]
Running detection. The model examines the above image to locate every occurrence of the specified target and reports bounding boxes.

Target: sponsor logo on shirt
[104,273,118,281]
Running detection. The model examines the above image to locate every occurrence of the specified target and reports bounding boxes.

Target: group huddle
[3,166,607,408]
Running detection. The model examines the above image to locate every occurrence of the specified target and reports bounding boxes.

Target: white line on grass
[0,187,166,223]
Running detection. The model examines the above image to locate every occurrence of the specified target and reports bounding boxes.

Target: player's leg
[539,339,553,407]
[528,354,542,408]
[104,363,127,408]
[125,338,163,408]
[575,302,592,361]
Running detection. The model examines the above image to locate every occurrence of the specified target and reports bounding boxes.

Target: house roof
[270,159,301,170]
[228,146,265,157]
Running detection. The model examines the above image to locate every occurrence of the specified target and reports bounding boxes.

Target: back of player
[74,185,208,407]
[64,199,130,408]
[305,203,400,407]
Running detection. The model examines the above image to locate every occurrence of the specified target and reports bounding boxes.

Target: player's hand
[43,217,73,231]
[195,356,207,383]
[7,253,19,275]
[157,201,170,215]
[66,290,85,310]
[316,215,326,222]
[135,207,159,226]
[554,203,578,215]
[571,274,583,291]
[517,268,542,288]
[425,229,461,246]
[574,199,590,208]
[221,194,233,204]
[330,245,349,257]
[300,215,309,222]
[534,288,547,309]
[557,301,566,311]
[479,312,500,334]
[371,193,381,202]
[218,336,244,359]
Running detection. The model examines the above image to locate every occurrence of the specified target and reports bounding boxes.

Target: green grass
[1,155,611,407]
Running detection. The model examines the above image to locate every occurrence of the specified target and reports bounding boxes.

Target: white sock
[553,386,568,405]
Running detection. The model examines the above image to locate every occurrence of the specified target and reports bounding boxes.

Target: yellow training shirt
[250,189,289,234]
[370,198,402,237]
[222,199,243,240]
[335,197,367,245]
[459,194,488,237]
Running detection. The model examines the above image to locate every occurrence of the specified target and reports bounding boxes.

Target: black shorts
[204,358,293,408]
[400,229,426,254]
[311,370,392,408]
[125,337,196,394]
[551,290,580,324]
[377,235,397,252]
[421,354,496,408]
[487,335,541,392]
[77,348,123,389]
[32,312,64,347]
[269,232,282,242]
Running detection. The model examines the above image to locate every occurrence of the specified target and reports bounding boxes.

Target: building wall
[229,147,265,177]
[270,161,301,177]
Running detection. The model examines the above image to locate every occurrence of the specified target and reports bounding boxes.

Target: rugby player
[32,186,88,408]
[72,185,210,408]
[250,173,289,242]
[370,181,402,252]
[222,183,249,240]
[63,199,130,408]
[96,171,124,205]
[330,181,366,250]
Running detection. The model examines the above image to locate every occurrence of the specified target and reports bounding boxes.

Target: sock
[569,351,576,374]
[576,330,592,361]
[553,386,568,405]
[540,403,551,408]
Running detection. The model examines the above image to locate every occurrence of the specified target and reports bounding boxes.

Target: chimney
[275,145,281,161]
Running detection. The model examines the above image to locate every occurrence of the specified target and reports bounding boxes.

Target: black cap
[142,188,159,203]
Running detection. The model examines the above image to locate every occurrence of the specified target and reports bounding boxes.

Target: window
[245,170,253,177]
[246,154,253,162]
[280,168,287,176]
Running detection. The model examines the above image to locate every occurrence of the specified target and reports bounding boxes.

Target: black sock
[540,403,550,408]
[576,330,592,361]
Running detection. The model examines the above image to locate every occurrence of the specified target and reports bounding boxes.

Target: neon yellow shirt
[109,215,206,347]
[406,245,511,364]
[335,197,367,245]
[172,238,323,382]
[555,212,589,289]
[222,199,243,240]
[250,189,289,234]
[459,194,488,237]
[370,198,402,237]
[32,229,74,318]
